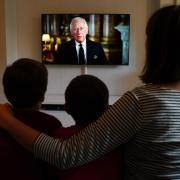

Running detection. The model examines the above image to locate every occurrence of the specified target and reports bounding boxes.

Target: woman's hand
[0,103,14,129]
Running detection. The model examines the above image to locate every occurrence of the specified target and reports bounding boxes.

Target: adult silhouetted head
[141,5,180,84]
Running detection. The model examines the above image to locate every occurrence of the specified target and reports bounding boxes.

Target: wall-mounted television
[41,14,130,65]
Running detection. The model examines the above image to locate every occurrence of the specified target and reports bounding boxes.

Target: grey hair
[70,17,88,32]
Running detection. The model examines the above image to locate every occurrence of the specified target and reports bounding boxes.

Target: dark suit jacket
[56,39,108,65]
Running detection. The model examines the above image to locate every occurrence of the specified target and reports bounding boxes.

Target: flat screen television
[41,14,130,65]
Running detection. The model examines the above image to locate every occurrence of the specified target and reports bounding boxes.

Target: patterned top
[34,84,180,180]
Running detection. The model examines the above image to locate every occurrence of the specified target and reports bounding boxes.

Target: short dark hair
[65,75,109,127]
[140,5,180,84]
[3,58,48,108]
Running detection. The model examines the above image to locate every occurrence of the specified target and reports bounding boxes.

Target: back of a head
[65,75,109,127]
[140,5,180,84]
[3,58,48,108]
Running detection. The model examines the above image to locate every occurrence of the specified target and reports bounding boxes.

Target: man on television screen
[56,17,108,65]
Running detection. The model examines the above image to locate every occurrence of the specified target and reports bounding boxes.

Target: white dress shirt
[75,40,87,64]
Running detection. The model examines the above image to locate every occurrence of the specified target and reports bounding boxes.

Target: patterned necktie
[79,44,85,65]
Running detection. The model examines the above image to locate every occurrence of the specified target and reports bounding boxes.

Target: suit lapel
[70,40,78,63]
[86,40,92,63]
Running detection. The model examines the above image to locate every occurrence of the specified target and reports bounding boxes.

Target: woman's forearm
[5,116,40,151]
[0,104,40,152]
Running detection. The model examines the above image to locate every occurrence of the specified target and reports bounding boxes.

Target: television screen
[41,14,130,65]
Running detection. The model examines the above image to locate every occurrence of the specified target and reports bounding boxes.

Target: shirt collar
[75,39,86,47]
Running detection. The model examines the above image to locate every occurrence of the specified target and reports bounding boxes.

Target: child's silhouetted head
[3,58,48,109]
[65,74,109,127]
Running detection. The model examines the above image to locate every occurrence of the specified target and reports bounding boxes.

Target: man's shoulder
[14,110,62,131]
[87,39,101,46]
[59,40,75,54]
[54,125,82,139]
[62,39,74,46]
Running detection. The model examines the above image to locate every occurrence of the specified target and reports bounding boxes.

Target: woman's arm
[0,104,40,151]
[0,92,142,169]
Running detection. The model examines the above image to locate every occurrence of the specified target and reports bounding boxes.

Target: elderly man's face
[71,19,88,43]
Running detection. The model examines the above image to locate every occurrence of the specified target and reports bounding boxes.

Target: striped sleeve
[34,91,143,168]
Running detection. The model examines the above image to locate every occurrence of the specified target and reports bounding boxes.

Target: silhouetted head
[140,5,180,84]
[65,74,109,127]
[3,58,48,109]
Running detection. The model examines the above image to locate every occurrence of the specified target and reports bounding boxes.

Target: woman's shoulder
[132,84,162,95]
[121,84,164,103]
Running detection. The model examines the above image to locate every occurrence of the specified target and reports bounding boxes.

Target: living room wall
[1,0,164,126]
[3,0,160,104]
